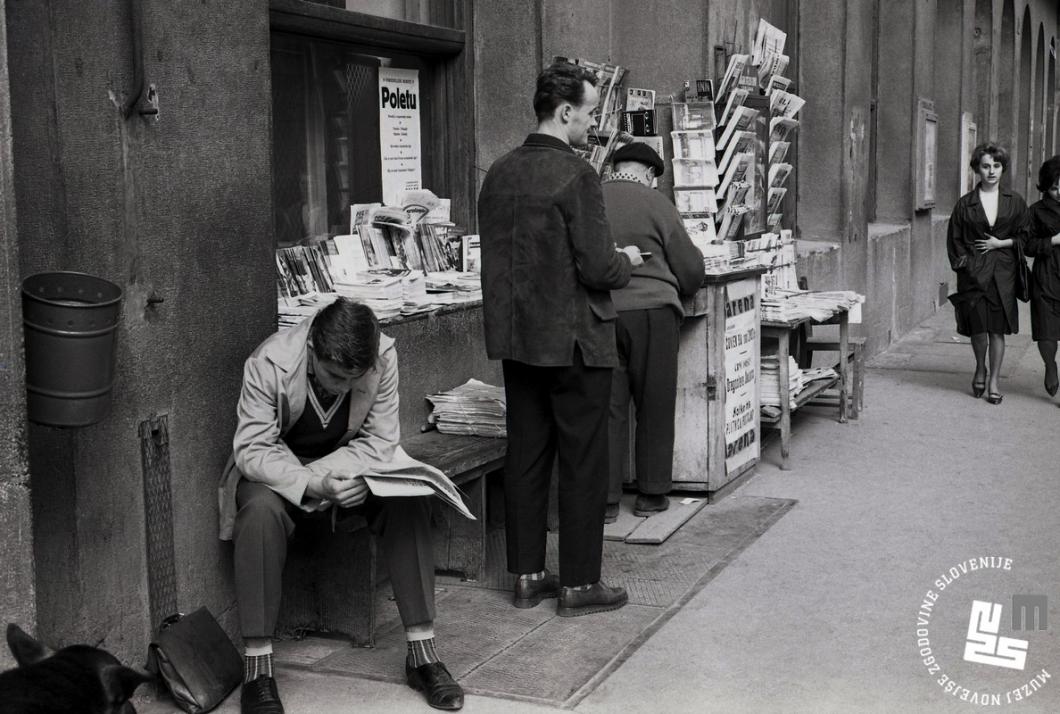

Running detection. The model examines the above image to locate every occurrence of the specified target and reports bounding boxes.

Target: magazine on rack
[718,88,749,127]
[717,53,750,100]
[716,106,759,152]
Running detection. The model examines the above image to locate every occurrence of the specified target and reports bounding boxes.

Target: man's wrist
[304,473,325,501]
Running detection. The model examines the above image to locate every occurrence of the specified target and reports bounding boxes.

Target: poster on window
[379,68,422,207]
[723,278,759,475]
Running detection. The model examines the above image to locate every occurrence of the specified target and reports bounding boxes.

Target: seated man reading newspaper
[218,297,466,713]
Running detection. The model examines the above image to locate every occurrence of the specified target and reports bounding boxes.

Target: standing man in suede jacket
[478,62,643,618]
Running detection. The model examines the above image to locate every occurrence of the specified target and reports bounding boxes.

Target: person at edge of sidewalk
[946,141,1030,405]
[217,298,464,713]
[477,62,644,617]
[1026,155,1060,398]
[602,142,706,522]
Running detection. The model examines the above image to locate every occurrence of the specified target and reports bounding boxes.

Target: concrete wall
[6,0,274,661]
[0,0,36,670]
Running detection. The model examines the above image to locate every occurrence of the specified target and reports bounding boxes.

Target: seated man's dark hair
[310,297,380,371]
[1036,155,1060,193]
[969,141,1010,173]
[533,62,598,122]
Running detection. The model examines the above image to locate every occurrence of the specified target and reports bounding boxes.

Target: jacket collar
[523,133,575,153]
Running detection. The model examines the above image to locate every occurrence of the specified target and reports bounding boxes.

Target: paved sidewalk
[142,302,1060,712]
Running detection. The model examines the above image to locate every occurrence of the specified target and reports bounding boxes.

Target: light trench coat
[217,315,441,541]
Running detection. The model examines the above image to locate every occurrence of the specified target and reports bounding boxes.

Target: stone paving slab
[271,494,795,708]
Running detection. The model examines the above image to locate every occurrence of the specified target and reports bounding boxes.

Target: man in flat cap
[602,142,705,522]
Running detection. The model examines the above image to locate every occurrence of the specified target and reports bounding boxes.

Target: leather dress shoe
[604,502,620,524]
[406,660,465,710]
[634,494,670,517]
[513,571,561,609]
[241,675,285,714]
[557,581,628,617]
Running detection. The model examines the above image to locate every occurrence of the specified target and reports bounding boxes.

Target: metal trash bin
[21,271,123,427]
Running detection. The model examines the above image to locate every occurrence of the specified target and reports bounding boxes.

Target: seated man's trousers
[232,478,436,639]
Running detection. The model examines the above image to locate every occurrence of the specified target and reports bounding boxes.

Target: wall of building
[6,0,275,662]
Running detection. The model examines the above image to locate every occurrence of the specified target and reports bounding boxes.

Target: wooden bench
[276,431,506,646]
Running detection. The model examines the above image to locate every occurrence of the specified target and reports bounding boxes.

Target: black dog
[0,624,152,713]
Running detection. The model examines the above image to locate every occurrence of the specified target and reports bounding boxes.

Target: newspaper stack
[278,293,335,329]
[759,354,804,409]
[761,289,865,323]
[426,379,506,438]
[332,273,404,320]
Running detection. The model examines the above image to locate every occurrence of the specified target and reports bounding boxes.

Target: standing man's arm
[564,169,636,290]
[663,208,706,297]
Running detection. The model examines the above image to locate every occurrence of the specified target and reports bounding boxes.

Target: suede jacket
[478,133,633,368]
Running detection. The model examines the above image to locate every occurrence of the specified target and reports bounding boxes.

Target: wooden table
[760,306,850,470]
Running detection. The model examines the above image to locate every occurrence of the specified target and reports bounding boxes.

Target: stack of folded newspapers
[426,379,506,438]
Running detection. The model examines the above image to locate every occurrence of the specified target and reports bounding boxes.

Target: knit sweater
[601,179,706,314]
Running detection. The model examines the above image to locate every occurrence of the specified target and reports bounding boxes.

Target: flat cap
[612,142,665,176]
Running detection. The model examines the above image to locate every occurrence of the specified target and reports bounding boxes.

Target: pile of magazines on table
[426,379,506,438]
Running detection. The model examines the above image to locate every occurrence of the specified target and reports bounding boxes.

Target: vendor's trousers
[608,307,681,503]
[501,347,611,587]
[232,479,435,639]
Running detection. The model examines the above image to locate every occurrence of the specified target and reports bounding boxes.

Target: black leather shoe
[557,582,628,617]
[241,675,285,714]
[604,502,620,524]
[406,661,464,710]
[513,571,561,609]
[633,494,670,517]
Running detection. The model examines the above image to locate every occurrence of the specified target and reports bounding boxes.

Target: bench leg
[278,523,377,647]
[433,474,488,581]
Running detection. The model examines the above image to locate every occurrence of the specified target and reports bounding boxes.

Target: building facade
[0,0,1056,666]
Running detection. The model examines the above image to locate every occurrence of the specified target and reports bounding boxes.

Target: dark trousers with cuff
[502,347,612,587]
[608,307,681,503]
[232,478,436,639]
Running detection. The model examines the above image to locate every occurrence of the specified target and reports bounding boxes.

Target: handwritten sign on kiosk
[379,68,422,206]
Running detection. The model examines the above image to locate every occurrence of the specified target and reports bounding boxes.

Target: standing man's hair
[310,297,380,371]
[533,62,598,122]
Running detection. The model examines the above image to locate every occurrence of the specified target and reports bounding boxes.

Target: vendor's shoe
[513,571,561,609]
[241,675,285,714]
[406,661,464,711]
[633,494,670,517]
[557,582,628,617]
[604,502,620,524]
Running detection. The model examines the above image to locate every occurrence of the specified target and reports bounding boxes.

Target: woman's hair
[533,62,598,122]
[1036,155,1060,193]
[969,142,1010,173]
[310,297,380,371]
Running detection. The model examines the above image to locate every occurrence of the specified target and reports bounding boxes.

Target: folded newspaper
[307,445,475,520]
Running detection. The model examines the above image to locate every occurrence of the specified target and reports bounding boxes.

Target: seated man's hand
[310,472,369,508]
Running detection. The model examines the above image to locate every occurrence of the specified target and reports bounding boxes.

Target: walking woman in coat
[946,142,1030,404]
[1026,155,1060,397]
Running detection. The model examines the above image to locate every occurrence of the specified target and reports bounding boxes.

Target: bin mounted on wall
[22,272,123,427]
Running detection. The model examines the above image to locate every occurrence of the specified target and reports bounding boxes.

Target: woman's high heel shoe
[972,376,987,399]
[1045,362,1058,397]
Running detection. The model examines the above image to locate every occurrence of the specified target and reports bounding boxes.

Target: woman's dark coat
[1026,196,1060,339]
[946,187,1030,333]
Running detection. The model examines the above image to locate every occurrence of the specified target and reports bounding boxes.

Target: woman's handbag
[1015,240,1032,303]
[146,607,243,713]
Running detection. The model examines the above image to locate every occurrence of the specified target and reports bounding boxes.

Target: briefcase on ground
[147,607,243,713]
